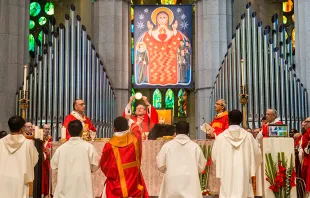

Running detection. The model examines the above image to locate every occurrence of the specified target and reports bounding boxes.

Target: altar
[50,140,219,197]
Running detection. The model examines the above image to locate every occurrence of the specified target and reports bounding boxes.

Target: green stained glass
[30,2,41,17]
[178,89,187,117]
[165,89,174,109]
[29,34,35,52]
[38,31,43,43]
[29,20,35,29]
[44,2,54,15]
[153,89,162,109]
[131,88,136,114]
[38,17,47,26]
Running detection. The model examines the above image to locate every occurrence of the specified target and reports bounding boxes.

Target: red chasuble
[63,114,96,140]
[301,128,310,191]
[210,111,229,136]
[100,124,149,198]
[122,106,159,133]
[42,136,52,196]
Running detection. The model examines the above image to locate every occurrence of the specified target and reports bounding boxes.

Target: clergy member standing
[100,116,149,198]
[51,120,99,198]
[156,121,207,198]
[0,116,39,198]
[209,99,229,138]
[63,99,96,140]
[42,124,52,198]
[122,96,158,133]
[212,110,262,198]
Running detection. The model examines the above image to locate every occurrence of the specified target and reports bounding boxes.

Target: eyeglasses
[76,103,85,106]
[215,103,223,106]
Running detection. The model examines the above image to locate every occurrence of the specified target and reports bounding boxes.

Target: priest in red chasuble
[100,116,149,198]
[209,99,229,138]
[256,109,283,140]
[63,99,96,140]
[42,124,52,198]
[122,96,158,133]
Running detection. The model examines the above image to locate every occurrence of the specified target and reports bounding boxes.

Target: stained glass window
[178,89,187,117]
[29,20,35,29]
[30,2,41,17]
[44,2,54,15]
[38,30,43,44]
[292,28,295,48]
[29,34,35,52]
[165,89,174,109]
[153,89,162,109]
[161,0,177,5]
[131,88,136,114]
[131,7,134,20]
[38,16,47,25]
[283,0,293,13]
[283,16,287,24]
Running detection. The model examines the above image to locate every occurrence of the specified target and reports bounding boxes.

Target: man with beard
[122,96,158,133]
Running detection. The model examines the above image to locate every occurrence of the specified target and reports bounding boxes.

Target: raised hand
[142,96,150,106]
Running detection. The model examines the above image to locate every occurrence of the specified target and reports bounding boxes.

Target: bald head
[266,109,278,123]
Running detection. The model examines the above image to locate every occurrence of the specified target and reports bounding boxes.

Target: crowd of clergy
[0,97,309,198]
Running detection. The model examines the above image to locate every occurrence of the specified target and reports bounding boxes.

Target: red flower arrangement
[265,152,296,198]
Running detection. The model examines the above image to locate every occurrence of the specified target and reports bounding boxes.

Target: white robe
[0,134,38,198]
[212,125,262,198]
[156,134,207,198]
[51,137,100,198]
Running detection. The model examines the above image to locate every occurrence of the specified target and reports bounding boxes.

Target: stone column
[195,0,230,139]
[93,0,130,115]
[0,0,29,130]
[294,0,310,115]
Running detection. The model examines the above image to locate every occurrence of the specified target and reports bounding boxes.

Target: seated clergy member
[212,110,262,198]
[156,121,207,198]
[122,95,158,133]
[51,120,99,198]
[63,99,96,140]
[209,99,229,138]
[256,109,283,140]
[100,116,149,198]
[0,116,39,198]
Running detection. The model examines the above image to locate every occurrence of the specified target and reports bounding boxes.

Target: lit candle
[23,65,28,92]
[61,127,66,140]
[241,59,245,85]
[34,126,40,139]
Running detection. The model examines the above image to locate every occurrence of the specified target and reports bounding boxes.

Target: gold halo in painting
[136,42,147,52]
[151,7,174,26]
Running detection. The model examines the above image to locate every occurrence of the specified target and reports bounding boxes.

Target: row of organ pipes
[16,5,116,139]
[210,2,308,131]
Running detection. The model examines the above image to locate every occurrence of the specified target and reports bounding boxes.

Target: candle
[34,126,40,139]
[241,59,245,85]
[23,65,28,92]
[39,129,44,141]
[61,127,66,140]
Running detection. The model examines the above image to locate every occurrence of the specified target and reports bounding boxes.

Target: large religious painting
[133,5,193,88]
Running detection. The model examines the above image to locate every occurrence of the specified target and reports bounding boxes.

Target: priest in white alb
[156,121,207,198]
[212,109,262,198]
[51,120,100,198]
[0,116,39,198]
